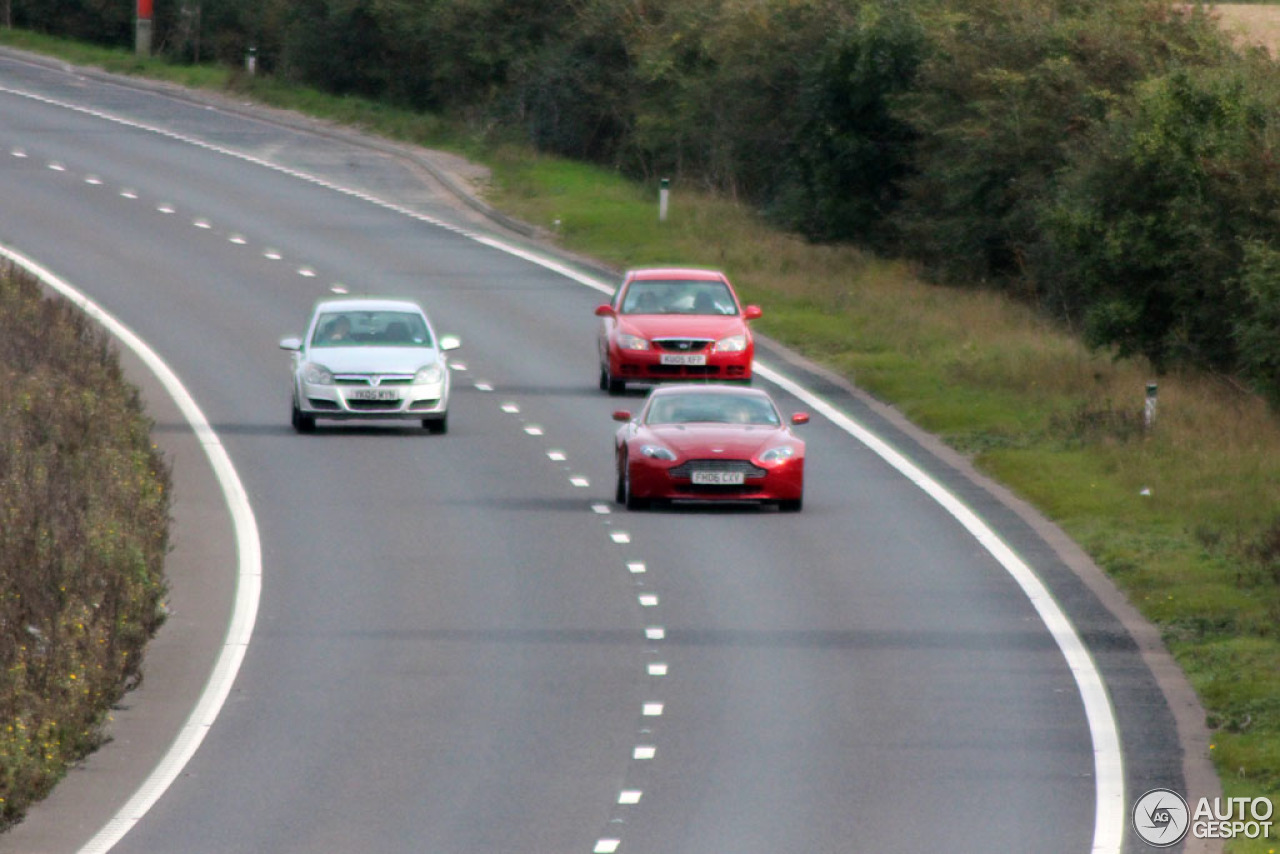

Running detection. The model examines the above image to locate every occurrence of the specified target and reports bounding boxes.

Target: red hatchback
[595,268,761,395]
[613,384,808,511]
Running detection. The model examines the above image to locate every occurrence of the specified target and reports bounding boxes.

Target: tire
[424,413,448,434]
[619,455,649,510]
[778,496,803,512]
[292,401,316,433]
[602,365,625,396]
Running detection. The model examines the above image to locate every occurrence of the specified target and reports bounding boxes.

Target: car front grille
[334,374,414,386]
[347,399,403,411]
[622,364,721,377]
[668,459,767,479]
[653,338,711,352]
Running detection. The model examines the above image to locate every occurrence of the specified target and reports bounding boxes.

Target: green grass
[3,32,1279,851]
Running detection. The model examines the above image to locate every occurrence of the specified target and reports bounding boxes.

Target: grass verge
[2,32,1278,850]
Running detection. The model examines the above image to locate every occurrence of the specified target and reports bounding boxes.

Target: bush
[0,264,170,827]
[1037,60,1280,371]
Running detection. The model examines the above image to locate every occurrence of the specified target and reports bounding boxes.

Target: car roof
[647,384,772,401]
[625,268,728,282]
[312,297,426,315]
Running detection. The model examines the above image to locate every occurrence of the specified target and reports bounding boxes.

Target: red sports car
[595,267,762,395]
[613,384,809,511]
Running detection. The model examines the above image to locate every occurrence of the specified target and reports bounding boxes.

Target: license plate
[692,470,745,485]
[660,353,707,366]
[348,388,400,401]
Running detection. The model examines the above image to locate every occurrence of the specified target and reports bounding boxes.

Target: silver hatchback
[279,297,460,433]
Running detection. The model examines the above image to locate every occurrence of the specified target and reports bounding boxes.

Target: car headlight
[303,362,334,384]
[618,333,651,351]
[414,364,445,384]
[640,444,677,460]
[714,334,748,353]
[759,445,796,463]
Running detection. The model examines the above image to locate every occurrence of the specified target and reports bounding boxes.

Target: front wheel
[292,401,316,433]
[602,364,625,396]
[423,413,448,434]
[617,455,649,510]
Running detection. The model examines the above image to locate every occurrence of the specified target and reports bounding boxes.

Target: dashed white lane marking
[193,218,211,229]
[10,148,25,157]
[450,361,467,371]
[633,746,656,760]
[591,504,611,515]
[120,189,137,199]
[643,703,664,717]
[501,402,520,414]
[157,203,174,214]
[547,450,566,461]
[594,840,621,854]
[329,284,348,294]
[297,267,316,278]
[524,425,544,436]
[0,244,262,854]
[264,249,282,260]
[645,627,665,640]
[85,176,102,185]
[618,791,643,805]
[47,161,65,171]
[228,234,247,245]
[474,382,494,392]
[648,663,668,676]
[638,594,658,607]
[610,531,630,544]
[627,561,645,574]
[570,476,590,488]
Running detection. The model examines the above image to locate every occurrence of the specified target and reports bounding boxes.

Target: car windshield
[310,311,432,348]
[645,393,780,426]
[620,280,738,316]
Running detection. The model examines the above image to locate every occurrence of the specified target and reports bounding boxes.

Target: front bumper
[629,456,803,502]
[608,348,753,382]
[297,379,449,419]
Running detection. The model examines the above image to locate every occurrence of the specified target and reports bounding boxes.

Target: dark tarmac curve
[0,48,1217,854]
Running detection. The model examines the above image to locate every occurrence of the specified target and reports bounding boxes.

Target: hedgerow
[0,263,170,827]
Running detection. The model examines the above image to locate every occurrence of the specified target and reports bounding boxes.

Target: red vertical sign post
[136,0,153,56]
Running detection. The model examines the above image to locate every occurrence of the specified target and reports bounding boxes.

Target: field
[1211,4,1280,52]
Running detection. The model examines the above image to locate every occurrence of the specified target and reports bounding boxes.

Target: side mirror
[279,337,302,351]
[743,305,762,320]
[595,304,617,318]
[612,410,632,422]
[790,412,810,426]
[439,335,461,351]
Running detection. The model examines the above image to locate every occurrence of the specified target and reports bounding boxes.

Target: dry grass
[1211,4,1280,54]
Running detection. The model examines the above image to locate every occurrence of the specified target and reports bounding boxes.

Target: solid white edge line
[752,360,1126,854]
[0,245,263,854]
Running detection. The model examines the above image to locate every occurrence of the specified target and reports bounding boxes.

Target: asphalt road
[0,51,1209,854]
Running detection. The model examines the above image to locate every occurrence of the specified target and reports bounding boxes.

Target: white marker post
[1144,382,1158,431]
[659,177,669,222]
